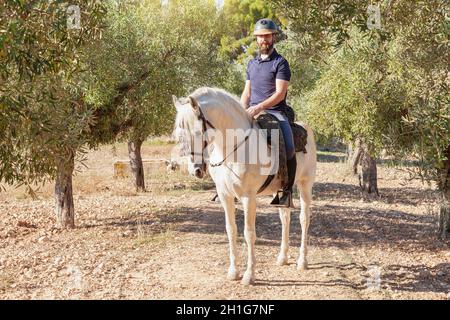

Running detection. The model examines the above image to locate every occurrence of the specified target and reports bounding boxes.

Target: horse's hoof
[297,259,308,271]
[227,270,240,281]
[241,272,255,286]
[277,255,288,266]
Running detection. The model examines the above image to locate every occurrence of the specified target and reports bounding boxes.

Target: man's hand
[246,104,264,118]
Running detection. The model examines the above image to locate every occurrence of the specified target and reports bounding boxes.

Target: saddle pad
[291,123,308,153]
[256,113,288,186]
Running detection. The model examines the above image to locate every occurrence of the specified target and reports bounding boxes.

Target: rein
[193,106,253,168]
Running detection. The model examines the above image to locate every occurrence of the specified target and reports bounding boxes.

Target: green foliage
[273,0,369,57]
[0,0,105,80]
[84,0,233,142]
[276,0,449,189]
[275,29,325,101]
[304,28,395,155]
[0,0,241,188]
[2,0,446,198]
[214,1,287,95]
[381,3,449,186]
[219,0,279,63]
[0,0,106,186]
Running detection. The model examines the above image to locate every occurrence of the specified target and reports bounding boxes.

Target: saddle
[256,113,308,153]
[280,105,308,154]
[255,109,308,193]
[256,113,288,188]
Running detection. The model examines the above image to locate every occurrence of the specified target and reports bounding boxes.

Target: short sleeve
[276,59,291,81]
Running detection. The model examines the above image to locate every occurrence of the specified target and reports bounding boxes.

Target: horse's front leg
[241,195,257,285]
[217,192,239,281]
[277,207,291,266]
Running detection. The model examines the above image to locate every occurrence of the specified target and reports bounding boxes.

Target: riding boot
[270,156,297,208]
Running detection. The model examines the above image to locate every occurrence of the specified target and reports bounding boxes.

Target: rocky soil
[0,143,448,299]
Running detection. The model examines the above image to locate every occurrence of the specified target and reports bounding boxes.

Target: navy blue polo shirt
[246,49,291,110]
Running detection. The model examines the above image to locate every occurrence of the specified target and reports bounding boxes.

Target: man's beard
[259,42,274,55]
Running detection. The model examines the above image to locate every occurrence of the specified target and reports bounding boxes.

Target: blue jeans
[265,109,295,160]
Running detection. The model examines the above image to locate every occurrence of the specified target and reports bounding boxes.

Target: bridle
[188,106,213,170]
[190,105,253,169]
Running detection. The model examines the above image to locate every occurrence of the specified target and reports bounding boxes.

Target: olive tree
[84,0,234,191]
[0,0,234,227]
[275,0,449,207]
[0,0,107,227]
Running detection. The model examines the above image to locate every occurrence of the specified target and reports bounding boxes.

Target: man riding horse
[241,18,297,208]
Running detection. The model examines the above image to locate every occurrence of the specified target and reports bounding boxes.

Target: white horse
[173,87,317,285]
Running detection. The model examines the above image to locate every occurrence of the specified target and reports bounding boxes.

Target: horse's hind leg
[217,193,239,281]
[297,178,313,271]
[277,207,291,266]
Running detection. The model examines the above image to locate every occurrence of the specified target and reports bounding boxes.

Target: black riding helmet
[253,18,279,36]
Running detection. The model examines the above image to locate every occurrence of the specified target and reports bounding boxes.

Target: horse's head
[172,95,208,179]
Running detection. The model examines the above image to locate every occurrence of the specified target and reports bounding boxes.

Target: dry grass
[134,222,174,247]
[0,139,178,201]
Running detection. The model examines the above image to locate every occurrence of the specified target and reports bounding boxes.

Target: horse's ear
[188,96,200,112]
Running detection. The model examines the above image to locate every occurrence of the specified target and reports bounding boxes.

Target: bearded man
[240,18,296,207]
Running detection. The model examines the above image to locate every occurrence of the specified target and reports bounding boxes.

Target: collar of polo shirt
[257,48,279,62]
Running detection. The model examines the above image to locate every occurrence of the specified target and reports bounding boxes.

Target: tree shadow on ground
[313,182,437,206]
[141,188,444,251]
[254,262,450,295]
[317,153,347,163]
[307,203,445,250]
[81,186,448,296]
[94,200,446,252]
[85,183,446,252]
[254,277,364,290]
[380,263,450,294]
[253,261,366,290]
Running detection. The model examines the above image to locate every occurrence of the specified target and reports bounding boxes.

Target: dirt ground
[0,141,449,300]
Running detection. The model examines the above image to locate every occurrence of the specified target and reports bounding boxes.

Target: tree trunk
[358,146,379,196]
[438,145,450,239]
[349,141,363,175]
[55,154,75,228]
[348,139,363,174]
[438,194,450,239]
[128,139,145,192]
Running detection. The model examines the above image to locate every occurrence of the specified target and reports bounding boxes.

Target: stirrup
[210,193,239,203]
[270,190,294,208]
[210,193,219,202]
[270,192,281,205]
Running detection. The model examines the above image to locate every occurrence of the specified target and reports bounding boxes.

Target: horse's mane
[189,87,251,122]
[174,87,252,138]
